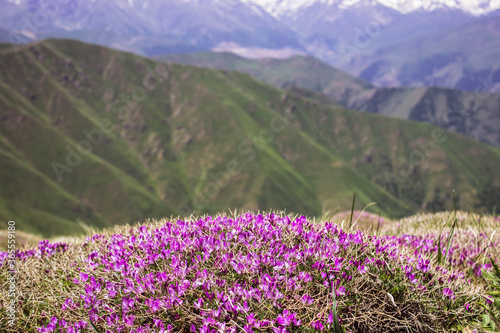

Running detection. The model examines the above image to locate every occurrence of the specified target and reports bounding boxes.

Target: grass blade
[437,233,443,265]
[348,193,356,230]
[376,210,381,236]
[331,289,343,333]
[492,258,500,281]
[452,189,456,218]
[90,321,101,333]
[444,218,457,261]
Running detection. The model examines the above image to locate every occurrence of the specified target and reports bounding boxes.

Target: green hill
[158,52,372,104]
[159,52,500,148]
[1,39,500,236]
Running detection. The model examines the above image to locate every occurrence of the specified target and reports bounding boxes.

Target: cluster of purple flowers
[2,213,487,332]
[380,230,498,277]
[0,240,68,266]
[36,317,88,333]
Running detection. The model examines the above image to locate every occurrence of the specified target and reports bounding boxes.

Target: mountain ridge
[1,0,498,93]
[248,0,500,17]
[343,14,500,93]
[159,51,500,147]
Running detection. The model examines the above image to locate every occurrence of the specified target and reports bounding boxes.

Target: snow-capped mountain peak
[248,0,500,17]
[5,0,500,16]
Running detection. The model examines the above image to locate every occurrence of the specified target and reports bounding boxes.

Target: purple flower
[106,282,118,298]
[153,318,164,328]
[243,300,249,312]
[62,298,77,311]
[276,309,292,326]
[59,319,67,328]
[123,279,135,293]
[124,314,135,326]
[74,321,88,330]
[327,312,334,324]
[122,297,135,313]
[312,320,324,331]
[194,297,204,309]
[105,314,119,326]
[247,313,257,325]
[301,294,314,305]
[80,272,89,283]
[333,258,343,271]
[37,317,58,333]
[443,288,455,300]
[144,298,163,313]
[243,325,254,333]
[89,308,99,322]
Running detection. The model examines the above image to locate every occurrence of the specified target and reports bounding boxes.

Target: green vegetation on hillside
[160,52,500,148]
[1,39,500,236]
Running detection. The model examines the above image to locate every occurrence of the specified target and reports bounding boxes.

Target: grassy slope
[159,52,500,148]
[1,39,500,236]
[0,43,13,52]
[158,52,372,102]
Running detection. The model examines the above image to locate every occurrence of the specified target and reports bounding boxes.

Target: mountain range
[1,0,499,92]
[250,0,500,17]
[0,0,304,56]
[159,52,500,147]
[341,13,500,92]
[1,39,500,236]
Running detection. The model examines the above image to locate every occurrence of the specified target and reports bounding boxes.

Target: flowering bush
[0,212,498,332]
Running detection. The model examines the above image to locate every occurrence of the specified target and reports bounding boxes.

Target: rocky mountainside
[0,0,304,56]
[342,14,500,93]
[160,52,500,147]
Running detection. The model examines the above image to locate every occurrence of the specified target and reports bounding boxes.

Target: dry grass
[0,211,498,332]
[0,230,42,252]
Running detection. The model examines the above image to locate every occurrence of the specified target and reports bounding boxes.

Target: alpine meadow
[1,0,500,332]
